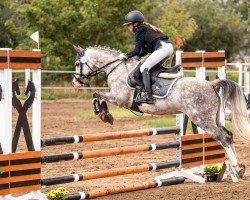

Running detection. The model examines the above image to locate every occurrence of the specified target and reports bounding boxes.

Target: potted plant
[46,187,69,200]
[204,164,222,182]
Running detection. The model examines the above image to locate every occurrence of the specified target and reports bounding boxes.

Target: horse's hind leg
[188,112,231,146]
[190,114,245,177]
[215,124,246,178]
[191,116,234,158]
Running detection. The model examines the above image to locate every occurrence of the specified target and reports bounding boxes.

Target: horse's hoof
[98,112,108,123]
[107,113,114,125]
[103,114,110,123]
[93,110,99,116]
[236,163,246,178]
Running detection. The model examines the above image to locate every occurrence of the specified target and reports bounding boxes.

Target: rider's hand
[119,53,128,60]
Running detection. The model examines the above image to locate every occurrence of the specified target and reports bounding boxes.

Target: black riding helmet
[123,10,144,25]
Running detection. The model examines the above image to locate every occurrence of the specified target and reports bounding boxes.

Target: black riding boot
[135,69,154,104]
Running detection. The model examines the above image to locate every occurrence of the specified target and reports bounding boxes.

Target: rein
[74,58,121,84]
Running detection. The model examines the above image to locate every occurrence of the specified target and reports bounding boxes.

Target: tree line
[0,0,249,71]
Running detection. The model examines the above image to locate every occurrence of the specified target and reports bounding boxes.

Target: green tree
[0,0,18,48]
[154,1,197,49]
[7,0,145,70]
[182,0,248,57]
[220,0,250,57]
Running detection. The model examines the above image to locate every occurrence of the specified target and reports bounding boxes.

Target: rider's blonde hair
[144,22,163,33]
[133,22,163,33]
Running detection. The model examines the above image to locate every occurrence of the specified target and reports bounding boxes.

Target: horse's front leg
[93,90,117,104]
[93,90,117,125]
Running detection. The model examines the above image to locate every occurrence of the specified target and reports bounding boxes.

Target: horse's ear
[73,45,83,56]
[78,46,85,51]
[73,45,79,52]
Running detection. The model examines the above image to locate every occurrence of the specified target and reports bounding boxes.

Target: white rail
[13,62,249,94]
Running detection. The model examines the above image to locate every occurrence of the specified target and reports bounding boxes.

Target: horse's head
[72,45,122,88]
[72,45,99,88]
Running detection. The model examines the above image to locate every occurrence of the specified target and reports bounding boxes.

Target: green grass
[42,89,93,100]
[75,107,142,120]
[75,110,96,119]
[142,118,234,131]
[140,117,176,127]
[225,121,233,132]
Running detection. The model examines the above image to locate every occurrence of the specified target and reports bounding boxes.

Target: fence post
[218,50,226,126]
[236,61,243,87]
[25,69,31,87]
[243,61,249,97]
[0,48,12,155]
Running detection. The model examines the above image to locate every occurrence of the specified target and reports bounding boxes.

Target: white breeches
[140,42,174,73]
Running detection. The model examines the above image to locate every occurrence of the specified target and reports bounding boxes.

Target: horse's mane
[86,46,121,56]
[86,46,139,63]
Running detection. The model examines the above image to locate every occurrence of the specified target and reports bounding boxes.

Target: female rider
[119,10,174,104]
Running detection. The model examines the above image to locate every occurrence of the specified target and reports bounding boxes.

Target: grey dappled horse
[72,46,250,177]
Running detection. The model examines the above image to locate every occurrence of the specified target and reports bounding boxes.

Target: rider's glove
[119,53,128,60]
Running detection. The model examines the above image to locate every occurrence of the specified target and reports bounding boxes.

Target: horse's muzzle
[72,81,81,89]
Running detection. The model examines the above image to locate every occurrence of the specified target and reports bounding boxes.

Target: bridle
[74,55,121,85]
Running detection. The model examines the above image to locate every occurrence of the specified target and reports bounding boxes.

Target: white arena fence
[13,62,249,97]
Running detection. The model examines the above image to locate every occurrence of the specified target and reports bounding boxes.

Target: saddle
[127,63,182,98]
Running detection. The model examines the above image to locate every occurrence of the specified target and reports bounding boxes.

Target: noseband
[74,56,120,85]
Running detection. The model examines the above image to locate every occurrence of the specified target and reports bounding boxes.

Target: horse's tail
[212,79,250,143]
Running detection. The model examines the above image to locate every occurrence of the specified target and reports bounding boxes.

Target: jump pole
[41,126,180,147]
[41,141,180,163]
[63,177,185,200]
[41,160,180,187]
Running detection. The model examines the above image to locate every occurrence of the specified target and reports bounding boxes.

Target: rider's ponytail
[144,22,163,33]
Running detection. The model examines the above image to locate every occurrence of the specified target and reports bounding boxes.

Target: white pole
[195,50,205,133]
[0,49,12,154]
[0,69,5,153]
[176,50,184,134]
[32,68,41,151]
[195,50,206,80]
[218,50,226,79]
[0,49,15,200]
[175,50,184,163]
[175,50,183,76]
[25,69,31,87]
[218,66,226,79]
[245,72,249,97]
[175,51,184,135]
[0,69,12,154]
[4,68,12,154]
[236,62,243,87]
[175,50,182,65]
[244,61,249,97]
[217,50,226,126]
